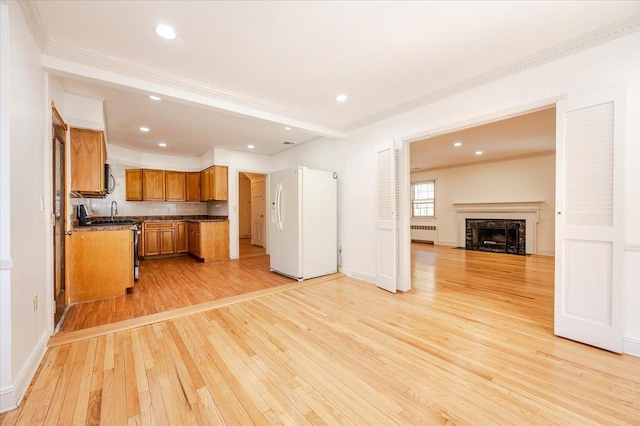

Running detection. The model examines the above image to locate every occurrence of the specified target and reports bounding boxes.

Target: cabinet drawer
[189,222,200,231]
[145,222,175,229]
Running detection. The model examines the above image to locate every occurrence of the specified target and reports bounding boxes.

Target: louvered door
[554,89,624,353]
[376,141,397,293]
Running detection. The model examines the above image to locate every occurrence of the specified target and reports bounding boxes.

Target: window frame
[411,180,435,218]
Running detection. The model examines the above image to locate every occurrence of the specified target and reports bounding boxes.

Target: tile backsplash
[71,164,221,218]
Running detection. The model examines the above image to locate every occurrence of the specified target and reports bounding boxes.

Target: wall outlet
[33,294,38,311]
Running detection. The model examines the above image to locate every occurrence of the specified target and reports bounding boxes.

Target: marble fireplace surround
[452,202,544,254]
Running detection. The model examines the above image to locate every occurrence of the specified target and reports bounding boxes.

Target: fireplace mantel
[452,202,544,254]
[452,201,544,222]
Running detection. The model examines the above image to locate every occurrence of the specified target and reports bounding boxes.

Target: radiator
[411,225,437,243]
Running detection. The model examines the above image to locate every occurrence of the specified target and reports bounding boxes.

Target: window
[412,180,435,217]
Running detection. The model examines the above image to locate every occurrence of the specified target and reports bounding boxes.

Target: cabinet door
[160,228,175,254]
[189,223,201,257]
[70,128,105,194]
[186,172,201,201]
[212,166,228,200]
[175,222,188,253]
[126,169,143,201]
[165,171,186,201]
[144,228,160,256]
[200,169,210,201]
[143,170,166,201]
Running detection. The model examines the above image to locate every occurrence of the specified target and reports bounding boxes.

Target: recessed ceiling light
[158,142,167,147]
[139,126,150,132]
[284,126,291,130]
[475,150,483,155]
[335,94,348,102]
[149,95,162,101]
[453,142,462,147]
[247,145,255,149]
[155,25,177,40]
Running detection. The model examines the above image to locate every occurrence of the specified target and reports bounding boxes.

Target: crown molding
[19,1,640,136]
[345,13,640,132]
[18,0,47,52]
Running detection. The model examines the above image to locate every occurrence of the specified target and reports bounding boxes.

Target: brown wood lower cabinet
[189,221,229,262]
[188,222,201,258]
[144,222,174,257]
[143,221,189,258]
[68,229,133,303]
[142,220,228,261]
[176,221,188,253]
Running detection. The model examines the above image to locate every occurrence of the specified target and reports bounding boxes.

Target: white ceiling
[410,107,556,171]
[30,1,640,157]
[60,78,317,157]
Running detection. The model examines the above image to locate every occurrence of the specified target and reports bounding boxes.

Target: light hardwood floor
[239,237,266,258]
[2,244,639,424]
[59,254,292,333]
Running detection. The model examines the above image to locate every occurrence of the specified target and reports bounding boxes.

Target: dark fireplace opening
[466,219,526,255]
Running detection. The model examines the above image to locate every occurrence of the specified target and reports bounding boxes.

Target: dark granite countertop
[72,224,138,232]
[90,215,228,222]
[72,215,228,232]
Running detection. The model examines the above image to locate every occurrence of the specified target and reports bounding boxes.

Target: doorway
[51,104,68,328]
[238,172,267,258]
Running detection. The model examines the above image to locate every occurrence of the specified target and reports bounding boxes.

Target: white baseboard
[537,249,555,256]
[0,329,49,414]
[623,337,640,358]
[343,269,376,284]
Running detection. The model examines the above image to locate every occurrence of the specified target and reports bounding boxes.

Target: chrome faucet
[110,200,118,221]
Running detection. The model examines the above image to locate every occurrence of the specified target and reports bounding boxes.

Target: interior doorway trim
[236,169,269,257]
[404,96,565,144]
[398,95,566,290]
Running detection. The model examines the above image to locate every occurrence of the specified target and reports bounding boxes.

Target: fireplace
[465,219,526,255]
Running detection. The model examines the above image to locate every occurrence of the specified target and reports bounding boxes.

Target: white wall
[0,1,13,412]
[334,32,640,355]
[411,153,556,254]
[63,93,104,131]
[107,143,203,171]
[1,0,50,413]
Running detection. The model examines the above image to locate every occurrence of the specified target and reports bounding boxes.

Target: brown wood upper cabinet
[142,170,165,201]
[126,166,225,202]
[125,169,143,201]
[186,172,201,201]
[70,128,106,197]
[165,171,186,201]
[201,165,228,201]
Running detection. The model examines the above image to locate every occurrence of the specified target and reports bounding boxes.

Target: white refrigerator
[269,167,337,281]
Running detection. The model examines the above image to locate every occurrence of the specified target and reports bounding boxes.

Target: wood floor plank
[3,244,640,425]
[58,254,294,333]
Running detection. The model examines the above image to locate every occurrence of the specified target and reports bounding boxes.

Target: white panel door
[376,141,397,293]
[555,89,624,353]
[251,180,266,247]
